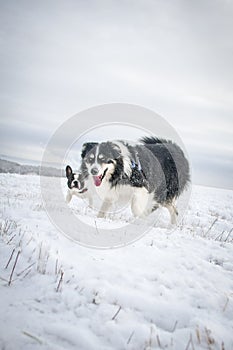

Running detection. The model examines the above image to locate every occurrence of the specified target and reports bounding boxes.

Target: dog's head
[81,141,130,187]
[66,165,86,191]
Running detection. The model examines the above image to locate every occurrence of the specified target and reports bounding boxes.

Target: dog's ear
[81,142,98,159]
[66,165,72,178]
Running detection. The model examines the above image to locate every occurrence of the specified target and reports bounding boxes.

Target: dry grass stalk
[224,228,233,242]
[222,296,229,312]
[195,326,201,344]
[156,335,162,348]
[126,331,134,345]
[22,331,43,345]
[185,334,195,350]
[94,219,100,235]
[205,328,215,345]
[171,320,178,332]
[56,270,64,292]
[6,234,16,245]
[112,305,121,320]
[16,262,35,277]
[55,258,58,275]
[5,248,16,269]
[8,250,20,286]
[204,218,218,237]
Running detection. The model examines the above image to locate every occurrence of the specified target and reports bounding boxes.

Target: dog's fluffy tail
[140,136,171,145]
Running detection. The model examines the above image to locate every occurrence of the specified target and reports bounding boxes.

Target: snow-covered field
[0,173,233,350]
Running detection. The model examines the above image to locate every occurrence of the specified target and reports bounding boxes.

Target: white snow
[0,173,233,350]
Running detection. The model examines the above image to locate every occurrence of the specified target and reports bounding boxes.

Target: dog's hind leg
[165,202,178,225]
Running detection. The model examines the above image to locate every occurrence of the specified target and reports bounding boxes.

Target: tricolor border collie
[66,137,190,224]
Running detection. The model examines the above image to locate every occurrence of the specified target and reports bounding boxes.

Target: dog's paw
[97,211,106,219]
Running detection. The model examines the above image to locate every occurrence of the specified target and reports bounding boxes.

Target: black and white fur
[79,137,190,224]
[65,165,92,206]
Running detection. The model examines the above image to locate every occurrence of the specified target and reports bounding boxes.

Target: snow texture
[0,174,233,350]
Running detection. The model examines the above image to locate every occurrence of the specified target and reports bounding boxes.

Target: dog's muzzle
[71,180,80,189]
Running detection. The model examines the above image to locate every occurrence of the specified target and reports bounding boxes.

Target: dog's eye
[86,155,94,162]
[87,154,94,160]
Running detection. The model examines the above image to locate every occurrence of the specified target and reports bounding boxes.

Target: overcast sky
[0,0,232,189]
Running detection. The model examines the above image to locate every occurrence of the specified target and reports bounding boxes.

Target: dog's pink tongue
[93,175,102,187]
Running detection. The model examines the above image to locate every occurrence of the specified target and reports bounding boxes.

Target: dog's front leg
[66,190,72,203]
[97,200,112,218]
[87,194,93,208]
[131,188,149,218]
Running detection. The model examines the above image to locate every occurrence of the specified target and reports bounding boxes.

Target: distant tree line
[0,159,65,177]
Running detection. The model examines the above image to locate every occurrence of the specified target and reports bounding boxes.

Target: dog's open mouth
[93,168,108,187]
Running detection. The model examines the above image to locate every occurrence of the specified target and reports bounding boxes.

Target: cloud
[0,0,233,188]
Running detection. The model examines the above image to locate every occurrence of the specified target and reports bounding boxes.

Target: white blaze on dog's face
[84,142,121,187]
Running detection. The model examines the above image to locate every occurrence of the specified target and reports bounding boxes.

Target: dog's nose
[73,181,79,188]
[91,168,99,175]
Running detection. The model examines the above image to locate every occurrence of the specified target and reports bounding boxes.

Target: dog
[65,165,92,207]
[79,137,190,224]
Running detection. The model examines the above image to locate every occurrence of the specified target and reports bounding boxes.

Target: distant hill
[0,158,65,177]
